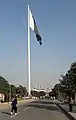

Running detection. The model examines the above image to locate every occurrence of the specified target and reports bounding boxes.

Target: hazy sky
[0,0,76,89]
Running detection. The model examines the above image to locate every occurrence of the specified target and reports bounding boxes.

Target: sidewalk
[0,99,34,110]
[57,102,76,120]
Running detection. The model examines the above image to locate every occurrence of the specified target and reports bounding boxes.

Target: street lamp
[9,82,11,102]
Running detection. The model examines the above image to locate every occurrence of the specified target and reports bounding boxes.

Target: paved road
[0,99,69,120]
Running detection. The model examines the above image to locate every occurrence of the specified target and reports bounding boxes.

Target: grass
[17,98,25,101]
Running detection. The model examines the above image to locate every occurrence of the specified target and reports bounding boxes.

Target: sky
[0,0,76,89]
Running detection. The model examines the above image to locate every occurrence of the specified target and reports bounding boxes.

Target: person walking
[68,96,73,112]
[11,96,17,115]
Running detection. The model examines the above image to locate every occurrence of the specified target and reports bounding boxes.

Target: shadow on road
[28,104,59,111]
[30,100,67,105]
[30,101,54,104]
[2,111,11,116]
[24,100,60,112]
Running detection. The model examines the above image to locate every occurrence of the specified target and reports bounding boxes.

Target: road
[0,99,69,120]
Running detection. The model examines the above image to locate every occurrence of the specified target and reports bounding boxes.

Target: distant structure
[46,88,52,93]
[32,88,52,93]
[32,88,46,92]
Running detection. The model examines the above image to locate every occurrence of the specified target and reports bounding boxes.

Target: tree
[0,76,9,92]
[0,76,27,101]
[49,90,55,97]
[0,76,10,101]
[11,84,16,98]
[68,61,76,89]
[56,61,76,97]
[16,85,27,97]
[51,84,60,98]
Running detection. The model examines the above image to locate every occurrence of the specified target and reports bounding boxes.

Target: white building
[32,88,46,92]
[0,93,5,102]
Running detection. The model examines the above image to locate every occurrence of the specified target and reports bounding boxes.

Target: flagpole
[28,5,31,97]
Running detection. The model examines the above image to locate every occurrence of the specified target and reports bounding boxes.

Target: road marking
[24,107,30,111]
[10,112,20,119]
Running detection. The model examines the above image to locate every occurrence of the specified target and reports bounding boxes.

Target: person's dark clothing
[11,98,17,107]
[11,106,17,113]
[69,104,72,112]
[11,98,17,113]
[68,97,73,112]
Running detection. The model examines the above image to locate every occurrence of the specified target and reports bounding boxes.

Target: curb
[56,104,76,120]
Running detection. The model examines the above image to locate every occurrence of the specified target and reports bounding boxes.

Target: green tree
[0,76,27,101]
[11,84,16,98]
[0,76,10,101]
[16,85,27,97]
[57,61,76,97]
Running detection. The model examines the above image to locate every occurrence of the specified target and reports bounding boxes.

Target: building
[0,93,5,102]
[32,88,46,92]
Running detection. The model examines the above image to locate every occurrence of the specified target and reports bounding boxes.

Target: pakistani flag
[29,9,42,45]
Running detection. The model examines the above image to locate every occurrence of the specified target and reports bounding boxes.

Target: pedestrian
[68,96,73,112]
[11,96,17,115]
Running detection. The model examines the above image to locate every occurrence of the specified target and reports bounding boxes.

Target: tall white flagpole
[28,5,31,97]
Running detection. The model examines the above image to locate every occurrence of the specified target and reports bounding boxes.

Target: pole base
[28,94,32,99]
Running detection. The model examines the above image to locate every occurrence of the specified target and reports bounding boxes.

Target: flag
[29,9,42,45]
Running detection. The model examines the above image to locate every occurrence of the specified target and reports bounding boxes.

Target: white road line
[24,107,30,111]
[10,112,20,119]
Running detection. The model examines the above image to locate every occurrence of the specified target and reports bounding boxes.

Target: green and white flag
[29,8,42,45]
